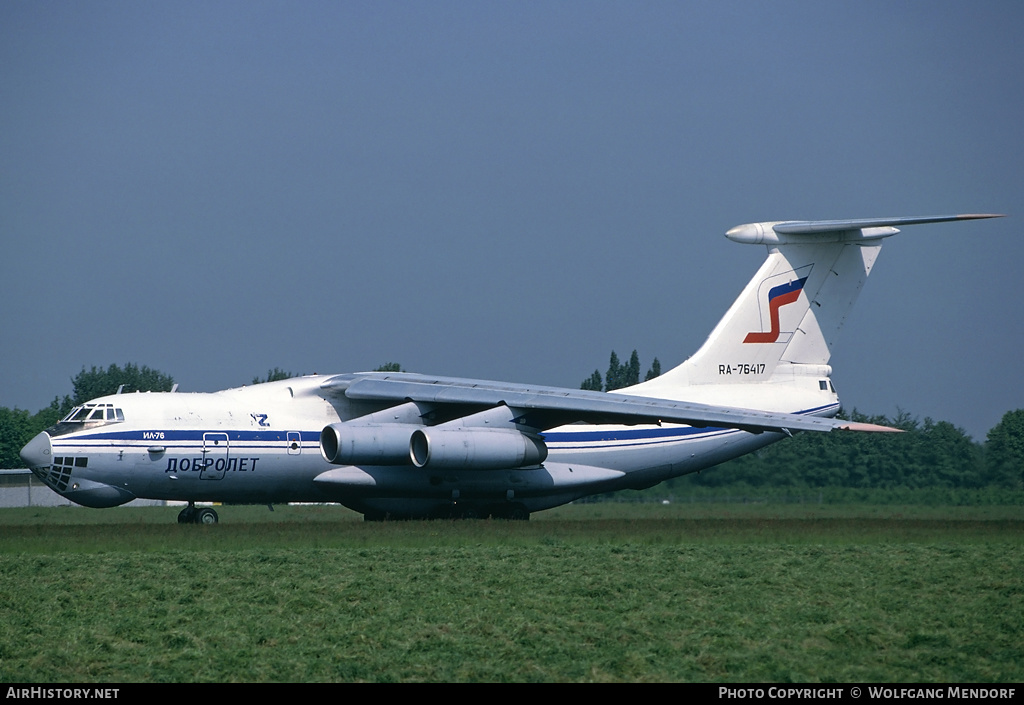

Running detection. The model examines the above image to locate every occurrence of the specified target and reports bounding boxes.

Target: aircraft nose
[20,431,53,469]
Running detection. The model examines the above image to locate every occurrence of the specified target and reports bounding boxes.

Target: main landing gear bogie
[177,503,219,525]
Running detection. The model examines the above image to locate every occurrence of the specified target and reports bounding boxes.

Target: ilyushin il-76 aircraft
[21,214,1000,522]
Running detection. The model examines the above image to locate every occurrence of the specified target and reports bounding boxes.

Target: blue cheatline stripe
[543,403,839,445]
[66,429,323,443]
[544,425,729,444]
[545,432,736,451]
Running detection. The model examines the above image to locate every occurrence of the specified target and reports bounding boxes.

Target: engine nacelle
[322,404,548,470]
[409,428,547,470]
[320,423,417,465]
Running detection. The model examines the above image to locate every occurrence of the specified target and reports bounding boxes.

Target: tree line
[1,358,1021,492]
[1,364,175,468]
[580,350,661,392]
[682,408,1023,491]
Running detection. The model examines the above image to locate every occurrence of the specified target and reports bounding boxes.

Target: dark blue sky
[2,1,1021,440]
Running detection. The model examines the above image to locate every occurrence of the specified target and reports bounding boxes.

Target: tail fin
[635,215,1001,396]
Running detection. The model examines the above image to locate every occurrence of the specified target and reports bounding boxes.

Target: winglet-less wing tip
[837,421,905,433]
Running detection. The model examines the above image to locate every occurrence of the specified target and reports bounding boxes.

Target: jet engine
[320,404,548,470]
[320,423,417,465]
[409,427,547,470]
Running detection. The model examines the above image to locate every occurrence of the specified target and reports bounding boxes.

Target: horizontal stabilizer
[773,214,1003,235]
[726,214,1004,245]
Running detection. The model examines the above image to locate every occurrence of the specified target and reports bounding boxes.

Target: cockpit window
[49,403,125,437]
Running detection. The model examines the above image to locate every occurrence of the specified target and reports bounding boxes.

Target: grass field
[1,503,1021,682]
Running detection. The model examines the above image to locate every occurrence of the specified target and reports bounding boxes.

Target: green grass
[0,503,1021,682]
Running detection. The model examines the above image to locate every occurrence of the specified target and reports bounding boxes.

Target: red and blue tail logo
[743,277,808,343]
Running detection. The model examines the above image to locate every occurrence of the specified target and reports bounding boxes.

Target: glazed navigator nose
[20,431,52,469]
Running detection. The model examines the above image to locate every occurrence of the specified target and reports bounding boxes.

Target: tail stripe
[743,277,808,344]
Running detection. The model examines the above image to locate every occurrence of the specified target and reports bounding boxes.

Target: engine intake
[320,423,417,465]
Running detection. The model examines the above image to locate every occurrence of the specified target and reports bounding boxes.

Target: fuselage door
[201,433,230,480]
[287,431,302,456]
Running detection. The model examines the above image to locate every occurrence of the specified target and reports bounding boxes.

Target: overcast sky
[2,1,1021,440]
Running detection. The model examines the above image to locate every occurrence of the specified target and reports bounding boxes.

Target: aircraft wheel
[177,506,196,524]
[507,504,530,521]
[491,504,529,520]
[194,507,219,525]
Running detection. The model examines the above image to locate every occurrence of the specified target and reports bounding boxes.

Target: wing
[319,372,899,434]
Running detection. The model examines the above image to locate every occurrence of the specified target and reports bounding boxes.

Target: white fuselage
[28,374,835,516]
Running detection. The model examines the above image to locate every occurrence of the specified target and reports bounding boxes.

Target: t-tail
[630,214,1002,411]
